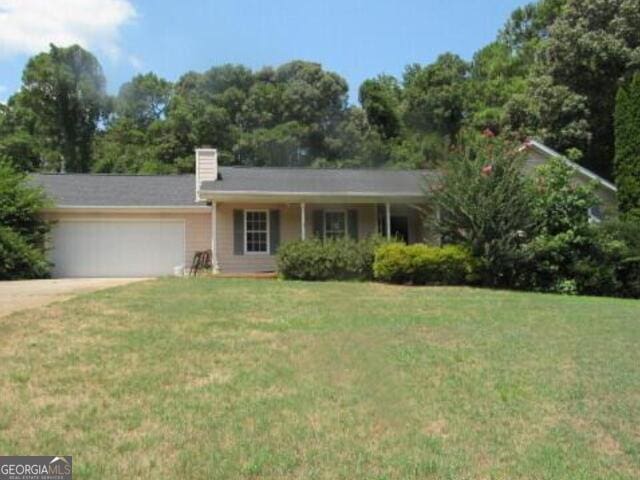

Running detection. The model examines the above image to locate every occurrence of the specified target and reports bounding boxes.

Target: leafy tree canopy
[1,0,639,180]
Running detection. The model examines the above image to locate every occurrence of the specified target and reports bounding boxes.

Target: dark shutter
[312,210,324,239]
[269,210,280,253]
[348,209,358,241]
[233,209,244,255]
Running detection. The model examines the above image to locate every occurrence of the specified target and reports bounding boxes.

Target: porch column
[385,202,391,240]
[300,203,306,240]
[211,202,219,273]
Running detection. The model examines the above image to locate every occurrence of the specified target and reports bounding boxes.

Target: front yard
[1,278,639,479]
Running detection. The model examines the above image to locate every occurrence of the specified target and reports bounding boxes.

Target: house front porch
[209,201,427,274]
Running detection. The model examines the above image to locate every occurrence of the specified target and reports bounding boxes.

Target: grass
[1,278,639,479]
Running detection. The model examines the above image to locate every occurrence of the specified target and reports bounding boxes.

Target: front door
[390,216,409,243]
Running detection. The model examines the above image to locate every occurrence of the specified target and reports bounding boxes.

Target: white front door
[50,220,185,277]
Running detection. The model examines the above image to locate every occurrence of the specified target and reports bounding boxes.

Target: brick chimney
[195,148,218,202]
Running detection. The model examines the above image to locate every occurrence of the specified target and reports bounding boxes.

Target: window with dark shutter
[233,209,244,255]
[269,210,280,253]
[245,210,269,253]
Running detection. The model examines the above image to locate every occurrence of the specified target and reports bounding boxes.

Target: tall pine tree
[614,74,640,220]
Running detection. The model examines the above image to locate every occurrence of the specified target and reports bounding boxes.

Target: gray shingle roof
[31,174,198,206]
[31,167,433,207]
[203,167,432,195]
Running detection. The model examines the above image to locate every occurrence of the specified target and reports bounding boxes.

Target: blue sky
[0,0,528,103]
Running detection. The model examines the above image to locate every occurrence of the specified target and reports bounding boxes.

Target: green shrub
[373,243,476,285]
[616,257,640,298]
[517,226,640,297]
[277,236,385,281]
[0,160,51,279]
[600,220,640,298]
[0,226,50,280]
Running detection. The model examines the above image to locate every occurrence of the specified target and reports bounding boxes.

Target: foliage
[0,226,50,280]
[16,44,108,172]
[614,73,640,219]
[600,218,640,297]
[427,135,535,287]
[529,156,598,235]
[1,1,639,180]
[504,75,591,154]
[500,0,566,56]
[543,0,640,176]
[359,75,402,139]
[115,73,172,128]
[373,243,476,285]
[403,53,469,139]
[515,157,640,297]
[517,227,627,295]
[616,256,640,298]
[0,161,51,279]
[466,41,528,133]
[601,218,640,256]
[234,122,309,167]
[277,236,385,281]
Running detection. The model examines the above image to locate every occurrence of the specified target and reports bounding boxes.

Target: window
[324,211,347,239]
[245,210,269,253]
[588,206,603,224]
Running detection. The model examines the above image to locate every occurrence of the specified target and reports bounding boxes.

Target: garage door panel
[51,220,185,277]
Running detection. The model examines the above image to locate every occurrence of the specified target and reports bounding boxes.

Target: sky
[0,0,529,104]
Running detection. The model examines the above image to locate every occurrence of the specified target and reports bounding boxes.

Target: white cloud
[0,0,136,60]
[0,84,6,104]
[128,54,143,71]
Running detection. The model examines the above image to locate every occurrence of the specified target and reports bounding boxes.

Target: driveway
[0,278,148,317]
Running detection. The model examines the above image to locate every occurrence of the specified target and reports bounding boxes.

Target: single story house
[32,139,617,278]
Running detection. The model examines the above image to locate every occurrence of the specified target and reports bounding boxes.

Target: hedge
[373,243,476,285]
[277,236,385,281]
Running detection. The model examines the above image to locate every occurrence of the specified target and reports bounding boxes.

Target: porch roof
[200,166,433,203]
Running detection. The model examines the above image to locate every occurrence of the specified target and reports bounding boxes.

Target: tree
[0,161,51,279]
[614,73,640,219]
[500,0,566,59]
[276,61,348,128]
[428,135,535,286]
[466,41,528,133]
[92,118,155,173]
[0,100,44,171]
[358,75,402,139]
[234,122,309,167]
[19,44,109,172]
[543,0,640,176]
[116,73,172,128]
[403,53,469,138]
[504,74,591,155]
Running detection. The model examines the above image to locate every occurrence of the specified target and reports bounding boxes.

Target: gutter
[42,205,213,214]
[197,190,426,204]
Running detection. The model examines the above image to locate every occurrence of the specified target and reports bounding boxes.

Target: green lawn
[1,279,639,479]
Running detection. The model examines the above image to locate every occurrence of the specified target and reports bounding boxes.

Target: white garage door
[51,220,186,277]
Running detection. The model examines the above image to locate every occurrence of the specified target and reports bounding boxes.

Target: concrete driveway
[0,278,148,317]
